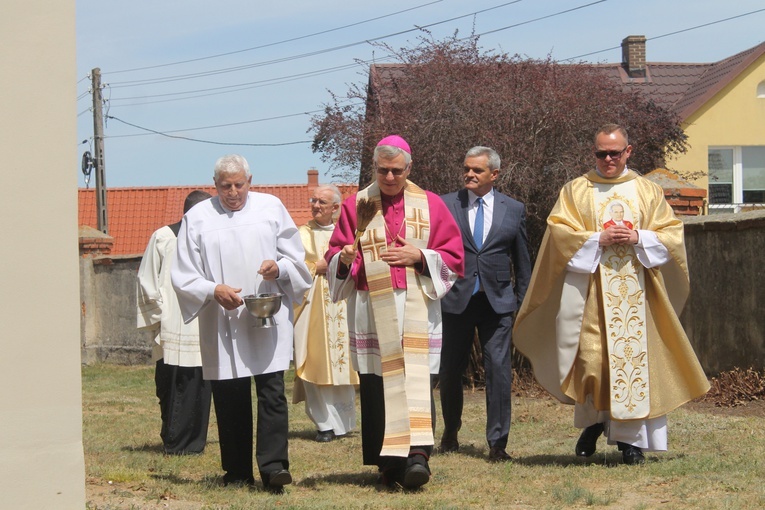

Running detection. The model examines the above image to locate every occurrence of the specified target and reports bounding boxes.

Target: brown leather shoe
[488,446,512,462]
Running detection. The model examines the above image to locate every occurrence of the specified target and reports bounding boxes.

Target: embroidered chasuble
[514,170,709,420]
[293,221,359,404]
[357,182,433,457]
[592,180,649,419]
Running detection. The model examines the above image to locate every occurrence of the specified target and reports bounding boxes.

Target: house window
[758,80,765,98]
[708,146,765,213]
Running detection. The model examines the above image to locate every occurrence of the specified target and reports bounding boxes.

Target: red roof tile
[79,175,357,255]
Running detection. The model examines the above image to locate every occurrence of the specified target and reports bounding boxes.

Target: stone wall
[80,254,154,364]
[681,210,765,374]
[79,212,765,374]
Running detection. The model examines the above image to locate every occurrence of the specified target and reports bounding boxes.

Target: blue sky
[76,0,765,188]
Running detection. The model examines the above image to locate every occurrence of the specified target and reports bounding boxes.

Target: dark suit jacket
[440,188,531,315]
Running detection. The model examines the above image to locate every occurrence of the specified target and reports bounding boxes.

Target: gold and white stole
[594,180,650,420]
[357,181,432,457]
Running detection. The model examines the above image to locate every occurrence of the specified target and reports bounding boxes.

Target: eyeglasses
[594,147,628,160]
[376,164,409,176]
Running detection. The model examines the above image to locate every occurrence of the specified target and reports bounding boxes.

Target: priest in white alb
[171,154,312,491]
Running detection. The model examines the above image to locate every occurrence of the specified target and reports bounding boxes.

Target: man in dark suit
[438,146,532,461]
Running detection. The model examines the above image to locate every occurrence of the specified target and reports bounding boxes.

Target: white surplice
[136,225,202,367]
[171,193,312,381]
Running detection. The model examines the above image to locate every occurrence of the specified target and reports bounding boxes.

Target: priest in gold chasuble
[293,184,359,443]
[514,124,709,465]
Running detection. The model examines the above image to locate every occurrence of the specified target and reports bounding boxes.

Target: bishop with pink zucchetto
[325,135,464,489]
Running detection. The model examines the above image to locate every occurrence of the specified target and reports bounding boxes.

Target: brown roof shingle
[369,39,765,123]
[588,40,765,120]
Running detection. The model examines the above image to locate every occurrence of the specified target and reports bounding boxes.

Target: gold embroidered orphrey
[594,182,650,420]
[357,181,433,456]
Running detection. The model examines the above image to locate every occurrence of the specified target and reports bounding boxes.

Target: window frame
[708,145,765,213]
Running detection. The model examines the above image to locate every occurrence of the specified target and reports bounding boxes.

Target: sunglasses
[376,163,410,176]
[594,147,628,160]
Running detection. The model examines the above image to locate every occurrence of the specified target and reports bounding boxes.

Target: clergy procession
[135,126,707,492]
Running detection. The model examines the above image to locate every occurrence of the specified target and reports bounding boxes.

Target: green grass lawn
[83,364,765,509]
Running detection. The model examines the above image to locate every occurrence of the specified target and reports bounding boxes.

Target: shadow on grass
[432,443,488,461]
[296,471,427,492]
[511,452,673,467]
[289,428,322,441]
[289,428,360,442]
[297,471,376,487]
[122,443,165,454]
[121,442,217,454]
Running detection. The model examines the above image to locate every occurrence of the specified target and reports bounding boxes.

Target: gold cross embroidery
[405,207,430,241]
[361,228,388,262]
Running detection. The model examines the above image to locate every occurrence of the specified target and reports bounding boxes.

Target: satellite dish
[81,151,94,176]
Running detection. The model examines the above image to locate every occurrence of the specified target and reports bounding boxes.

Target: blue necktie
[473,197,483,294]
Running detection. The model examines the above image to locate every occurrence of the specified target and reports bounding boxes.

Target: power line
[109,61,367,105]
[93,1,616,107]
[474,0,607,38]
[105,1,524,88]
[106,115,313,146]
[107,0,444,74]
[107,109,327,138]
[649,7,765,43]
[84,4,765,150]
[562,7,765,61]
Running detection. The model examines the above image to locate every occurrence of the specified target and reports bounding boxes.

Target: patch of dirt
[511,367,765,417]
[86,478,203,510]
[684,398,765,417]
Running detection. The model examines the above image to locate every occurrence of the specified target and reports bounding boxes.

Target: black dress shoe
[222,473,255,487]
[575,423,605,457]
[436,438,459,454]
[488,446,512,462]
[402,463,430,488]
[618,442,645,465]
[265,469,293,488]
[315,430,335,442]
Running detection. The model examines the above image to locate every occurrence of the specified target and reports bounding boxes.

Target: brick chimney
[307,168,319,190]
[621,35,646,78]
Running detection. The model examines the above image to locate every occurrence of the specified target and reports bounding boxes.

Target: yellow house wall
[667,52,765,191]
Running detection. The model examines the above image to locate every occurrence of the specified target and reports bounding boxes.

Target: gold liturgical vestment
[293,220,359,403]
[514,170,709,420]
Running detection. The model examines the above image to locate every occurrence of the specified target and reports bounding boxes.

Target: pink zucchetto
[376,135,411,154]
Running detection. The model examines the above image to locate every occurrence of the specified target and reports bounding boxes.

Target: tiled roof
[592,40,765,120]
[79,175,357,255]
[591,63,712,112]
[672,41,765,120]
[369,40,765,122]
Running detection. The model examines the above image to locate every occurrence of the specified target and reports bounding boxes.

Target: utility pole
[91,67,109,234]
